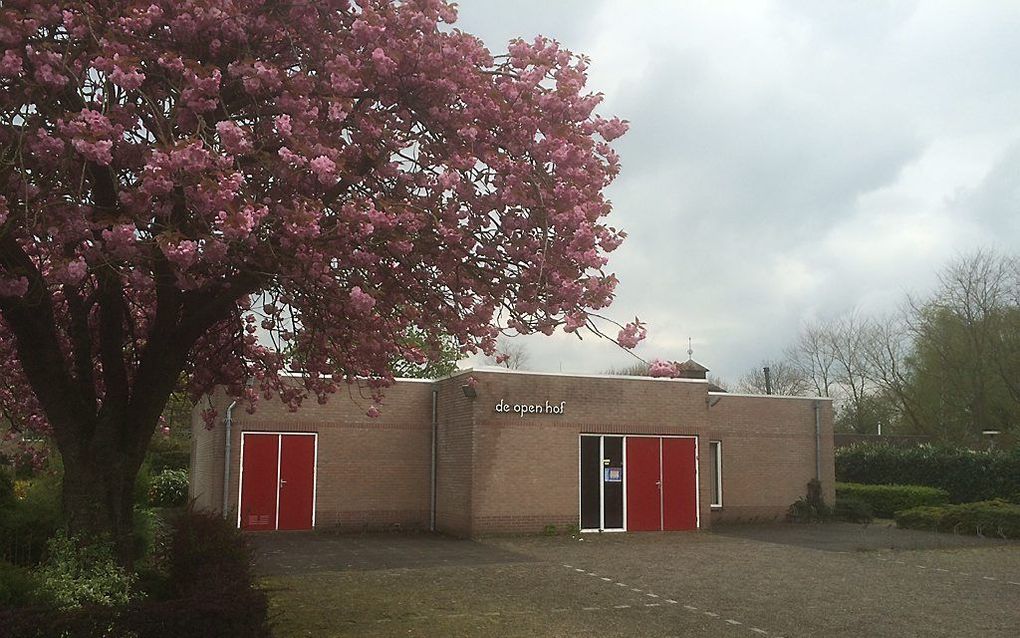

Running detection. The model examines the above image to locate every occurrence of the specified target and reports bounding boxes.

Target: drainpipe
[813,400,822,482]
[430,387,438,531]
[222,399,237,518]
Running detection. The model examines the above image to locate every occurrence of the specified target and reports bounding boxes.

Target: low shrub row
[895,500,1020,539]
[835,482,950,518]
[836,443,1020,503]
[0,510,270,638]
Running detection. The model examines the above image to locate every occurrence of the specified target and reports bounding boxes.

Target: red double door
[239,433,316,531]
[626,437,698,531]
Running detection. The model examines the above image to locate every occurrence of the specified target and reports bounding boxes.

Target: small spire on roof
[687,337,693,359]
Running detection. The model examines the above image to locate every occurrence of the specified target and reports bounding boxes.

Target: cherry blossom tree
[0,0,635,559]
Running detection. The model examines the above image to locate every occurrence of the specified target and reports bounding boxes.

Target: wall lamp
[461,384,477,399]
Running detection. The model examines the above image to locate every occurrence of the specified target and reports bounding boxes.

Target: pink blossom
[563,312,587,333]
[61,258,88,285]
[648,359,679,378]
[0,276,29,298]
[0,50,23,77]
[349,286,375,314]
[215,121,252,154]
[616,319,646,349]
[309,155,338,185]
[274,114,292,136]
[71,138,114,165]
[366,405,381,418]
[111,65,145,90]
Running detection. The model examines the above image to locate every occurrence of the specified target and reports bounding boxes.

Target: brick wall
[706,393,835,523]
[191,379,434,532]
[459,370,713,534]
[190,370,835,536]
[188,391,225,511]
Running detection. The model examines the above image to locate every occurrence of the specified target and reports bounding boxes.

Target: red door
[661,438,698,530]
[626,437,662,531]
[278,434,316,530]
[240,434,279,531]
[240,433,316,531]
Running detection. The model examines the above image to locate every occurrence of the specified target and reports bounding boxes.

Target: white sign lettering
[495,399,566,417]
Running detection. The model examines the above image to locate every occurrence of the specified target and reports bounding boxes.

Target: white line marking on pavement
[1008,582,1020,586]
[665,599,678,604]
[582,607,600,611]
[646,593,660,598]
[601,577,612,581]
[562,564,572,568]
[613,605,631,609]
[704,611,720,618]
[726,619,742,625]
[631,588,642,592]
[574,568,585,572]
[750,628,768,634]
[645,603,661,607]
[684,605,698,611]
[982,576,998,581]
[616,582,628,587]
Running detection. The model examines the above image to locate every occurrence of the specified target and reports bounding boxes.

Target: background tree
[388,328,460,379]
[736,359,809,396]
[899,251,1020,442]
[0,0,633,560]
[485,337,532,370]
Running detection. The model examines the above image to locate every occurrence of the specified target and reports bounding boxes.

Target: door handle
[280,479,287,487]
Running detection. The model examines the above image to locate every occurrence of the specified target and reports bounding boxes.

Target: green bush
[0,474,62,566]
[836,482,950,518]
[147,469,188,507]
[0,560,46,607]
[787,479,832,523]
[836,443,1020,503]
[896,500,1020,539]
[834,497,873,523]
[37,532,137,609]
[0,467,15,506]
[1,510,270,637]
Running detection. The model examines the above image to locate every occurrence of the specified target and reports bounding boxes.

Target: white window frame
[709,440,722,509]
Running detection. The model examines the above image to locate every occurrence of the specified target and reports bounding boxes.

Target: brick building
[190,364,835,535]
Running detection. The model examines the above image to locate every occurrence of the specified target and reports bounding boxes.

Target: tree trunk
[58,420,153,568]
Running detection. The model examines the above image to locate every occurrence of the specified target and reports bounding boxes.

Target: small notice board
[604,467,622,482]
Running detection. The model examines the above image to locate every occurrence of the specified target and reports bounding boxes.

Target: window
[709,441,722,508]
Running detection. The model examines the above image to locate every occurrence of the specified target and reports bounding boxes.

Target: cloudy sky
[454,1,1020,384]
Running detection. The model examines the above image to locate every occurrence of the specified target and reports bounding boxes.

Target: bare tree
[602,361,651,376]
[736,359,809,396]
[485,337,532,370]
[787,321,838,398]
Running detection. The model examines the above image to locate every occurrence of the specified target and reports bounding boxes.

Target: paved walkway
[255,524,1020,637]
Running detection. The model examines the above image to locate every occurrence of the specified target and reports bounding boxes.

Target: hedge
[835,443,1020,503]
[0,510,270,638]
[895,500,1020,539]
[835,482,949,518]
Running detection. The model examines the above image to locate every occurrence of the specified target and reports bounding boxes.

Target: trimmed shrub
[147,469,188,508]
[836,443,1020,503]
[836,482,949,518]
[834,497,873,524]
[896,500,1020,539]
[37,532,137,609]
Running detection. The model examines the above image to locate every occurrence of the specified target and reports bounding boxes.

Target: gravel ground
[257,524,1020,638]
